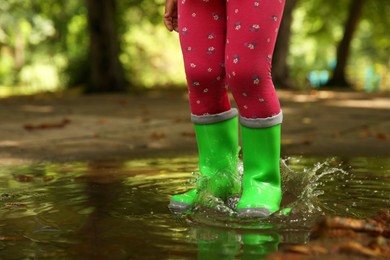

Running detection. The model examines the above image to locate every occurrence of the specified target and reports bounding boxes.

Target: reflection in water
[0,156,388,258]
[193,226,280,259]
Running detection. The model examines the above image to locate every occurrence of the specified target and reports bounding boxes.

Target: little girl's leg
[225,0,285,217]
[169,0,240,212]
[225,0,284,121]
[178,0,230,116]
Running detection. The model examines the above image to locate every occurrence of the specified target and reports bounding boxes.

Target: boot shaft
[240,124,281,186]
[194,116,239,176]
[236,124,282,216]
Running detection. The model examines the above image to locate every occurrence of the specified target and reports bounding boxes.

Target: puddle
[0,156,389,258]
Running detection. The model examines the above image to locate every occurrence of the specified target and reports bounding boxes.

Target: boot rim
[239,111,283,128]
[191,108,238,125]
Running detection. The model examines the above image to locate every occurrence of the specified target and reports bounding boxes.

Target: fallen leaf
[151,132,166,140]
[337,241,381,257]
[359,130,372,138]
[98,118,107,124]
[14,175,34,182]
[287,245,311,255]
[180,132,195,137]
[24,118,71,130]
[287,245,328,255]
[376,133,387,141]
[118,99,128,106]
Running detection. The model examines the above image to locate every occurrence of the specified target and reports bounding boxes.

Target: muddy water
[0,157,389,259]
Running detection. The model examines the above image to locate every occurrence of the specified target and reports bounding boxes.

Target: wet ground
[0,89,389,258]
[0,156,389,259]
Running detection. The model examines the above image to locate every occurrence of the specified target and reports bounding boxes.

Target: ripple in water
[179,157,390,232]
[0,156,388,258]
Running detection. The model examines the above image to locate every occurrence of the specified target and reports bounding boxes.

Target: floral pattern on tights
[178,0,285,119]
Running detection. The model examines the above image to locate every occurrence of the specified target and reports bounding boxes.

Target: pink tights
[178,0,285,127]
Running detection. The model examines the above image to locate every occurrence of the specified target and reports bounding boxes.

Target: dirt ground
[0,89,389,165]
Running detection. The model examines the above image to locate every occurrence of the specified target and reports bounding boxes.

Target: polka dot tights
[178,0,285,121]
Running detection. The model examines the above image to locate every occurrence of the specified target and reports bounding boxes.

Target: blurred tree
[85,0,126,93]
[288,0,350,88]
[0,0,59,87]
[0,0,30,83]
[360,1,390,63]
[272,0,299,89]
[326,0,365,88]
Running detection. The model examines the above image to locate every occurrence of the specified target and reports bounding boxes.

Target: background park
[0,0,390,259]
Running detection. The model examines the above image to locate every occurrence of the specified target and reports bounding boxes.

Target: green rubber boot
[236,124,282,218]
[169,116,240,213]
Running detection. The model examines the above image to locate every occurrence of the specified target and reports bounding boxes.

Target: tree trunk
[85,0,126,93]
[326,0,365,88]
[272,0,298,89]
[14,23,25,71]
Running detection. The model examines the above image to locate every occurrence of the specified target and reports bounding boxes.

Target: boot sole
[168,200,192,213]
[237,208,272,218]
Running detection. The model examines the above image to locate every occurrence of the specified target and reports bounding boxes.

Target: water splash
[186,157,353,230]
[275,157,350,226]
[187,156,390,233]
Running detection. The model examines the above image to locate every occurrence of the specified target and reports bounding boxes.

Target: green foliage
[120,0,185,87]
[287,0,390,91]
[0,0,86,94]
[0,0,389,96]
[289,0,349,87]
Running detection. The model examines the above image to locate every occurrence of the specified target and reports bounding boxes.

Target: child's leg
[225,0,285,217]
[178,0,231,116]
[169,0,240,212]
[225,0,284,122]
